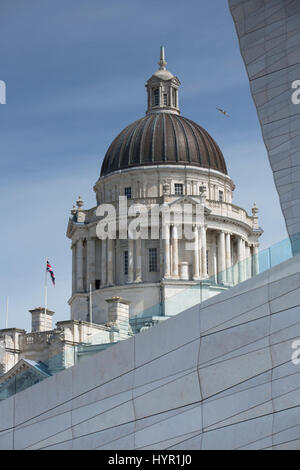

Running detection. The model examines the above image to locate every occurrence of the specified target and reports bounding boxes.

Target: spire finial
[158,45,167,70]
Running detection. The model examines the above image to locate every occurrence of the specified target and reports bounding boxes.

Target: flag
[46,260,55,286]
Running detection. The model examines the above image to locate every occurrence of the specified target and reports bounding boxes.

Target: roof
[100,113,227,177]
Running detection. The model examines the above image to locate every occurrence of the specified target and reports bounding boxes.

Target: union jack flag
[46,260,55,286]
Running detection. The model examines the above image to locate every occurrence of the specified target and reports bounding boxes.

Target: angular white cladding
[229,0,300,255]
[1,254,300,449]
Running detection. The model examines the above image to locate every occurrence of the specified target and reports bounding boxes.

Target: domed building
[0,48,264,393]
[67,47,263,326]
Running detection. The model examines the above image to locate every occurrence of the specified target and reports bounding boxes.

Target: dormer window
[125,187,132,199]
[153,88,159,106]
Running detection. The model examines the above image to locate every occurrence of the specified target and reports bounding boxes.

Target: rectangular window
[125,187,132,199]
[219,190,224,202]
[163,93,168,105]
[175,183,184,196]
[149,248,158,272]
[154,88,159,106]
[124,251,128,275]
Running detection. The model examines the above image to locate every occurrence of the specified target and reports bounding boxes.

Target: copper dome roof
[100,113,227,177]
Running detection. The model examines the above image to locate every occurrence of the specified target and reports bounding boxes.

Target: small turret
[145,46,181,115]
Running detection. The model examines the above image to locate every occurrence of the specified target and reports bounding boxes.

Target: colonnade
[72,237,143,293]
[72,229,260,294]
[162,225,259,284]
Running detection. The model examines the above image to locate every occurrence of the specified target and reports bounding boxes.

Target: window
[175,183,184,196]
[124,251,128,275]
[219,190,224,202]
[125,187,132,199]
[153,88,159,106]
[149,248,158,272]
[163,93,168,105]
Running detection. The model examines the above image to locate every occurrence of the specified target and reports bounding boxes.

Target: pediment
[167,196,211,215]
[168,195,200,206]
[0,359,50,385]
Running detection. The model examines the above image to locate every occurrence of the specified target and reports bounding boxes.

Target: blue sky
[0,0,288,331]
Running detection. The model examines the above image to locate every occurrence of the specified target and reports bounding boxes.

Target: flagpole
[44,257,48,331]
[89,283,93,344]
[5,297,9,329]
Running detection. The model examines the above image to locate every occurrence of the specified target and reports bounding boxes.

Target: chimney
[29,307,55,332]
[105,297,130,333]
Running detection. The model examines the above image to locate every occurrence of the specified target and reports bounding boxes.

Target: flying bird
[216,107,230,117]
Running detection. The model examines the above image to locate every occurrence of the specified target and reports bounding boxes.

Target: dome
[152,69,175,80]
[100,113,228,177]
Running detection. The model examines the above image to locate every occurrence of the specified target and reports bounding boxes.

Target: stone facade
[0,300,132,384]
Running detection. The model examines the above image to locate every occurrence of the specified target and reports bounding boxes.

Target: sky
[0,0,288,331]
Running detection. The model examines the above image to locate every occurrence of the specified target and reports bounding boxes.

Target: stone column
[171,224,179,278]
[252,244,259,276]
[127,238,134,283]
[225,232,232,283]
[135,237,142,282]
[242,239,247,281]
[87,238,96,289]
[197,226,202,278]
[164,224,171,278]
[218,231,226,284]
[76,239,84,292]
[237,237,244,283]
[212,233,218,284]
[72,243,76,294]
[193,225,200,279]
[107,239,114,286]
[101,239,107,287]
[200,225,207,278]
[169,86,173,107]
[245,244,251,279]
